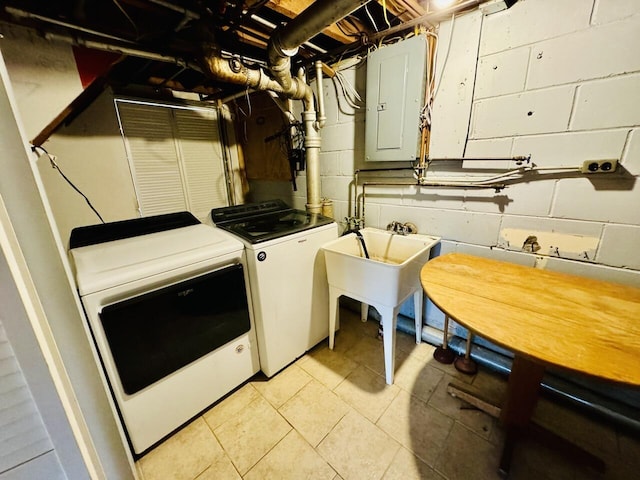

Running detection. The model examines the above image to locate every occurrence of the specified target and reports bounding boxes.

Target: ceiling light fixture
[431,0,458,9]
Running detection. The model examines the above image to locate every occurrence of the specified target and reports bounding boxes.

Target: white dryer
[69,213,260,455]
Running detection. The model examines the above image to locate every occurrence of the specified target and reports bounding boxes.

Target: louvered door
[116,100,229,219]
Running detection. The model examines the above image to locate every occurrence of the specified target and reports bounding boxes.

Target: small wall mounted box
[580,159,618,174]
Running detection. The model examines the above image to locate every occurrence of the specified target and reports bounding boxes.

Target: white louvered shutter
[116,100,229,219]
[117,102,186,216]
[173,108,228,218]
[0,319,55,474]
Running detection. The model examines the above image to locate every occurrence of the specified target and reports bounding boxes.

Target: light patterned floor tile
[470,367,508,405]
[194,457,242,480]
[244,430,336,480]
[377,390,454,467]
[507,436,576,480]
[251,364,312,408]
[398,337,438,362]
[202,383,261,431]
[533,397,619,458]
[330,324,364,356]
[334,364,401,423]
[212,395,291,475]
[279,379,350,447]
[428,372,494,440]
[394,356,444,403]
[298,345,359,390]
[339,306,381,339]
[137,417,228,480]
[427,356,476,384]
[131,306,640,480]
[343,335,387,377]
[135,462,145,480]
[382,446,445,480]
[617,430,640,470]
[317,410,401,480]
[434,422,502,480]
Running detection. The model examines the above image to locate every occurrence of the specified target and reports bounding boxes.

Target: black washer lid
[211,199,291,225]
[69,212,200,249]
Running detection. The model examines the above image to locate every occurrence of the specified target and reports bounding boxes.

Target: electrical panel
[365,35,428,162]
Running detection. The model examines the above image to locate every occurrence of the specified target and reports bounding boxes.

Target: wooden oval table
[420,253,640,477]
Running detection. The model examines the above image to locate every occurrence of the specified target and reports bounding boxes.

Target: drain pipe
[201,0,367,213]
[315,61,327,129]
[266,0,367,213]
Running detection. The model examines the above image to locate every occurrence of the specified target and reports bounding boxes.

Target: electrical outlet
[580,159,618,174]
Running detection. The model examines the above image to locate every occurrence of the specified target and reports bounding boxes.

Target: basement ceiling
[0,0,482,100]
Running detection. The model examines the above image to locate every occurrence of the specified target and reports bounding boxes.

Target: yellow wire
[381,0,391,29]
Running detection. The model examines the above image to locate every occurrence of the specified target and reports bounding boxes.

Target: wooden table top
[420,253,640,386]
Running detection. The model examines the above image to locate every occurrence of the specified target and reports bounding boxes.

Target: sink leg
[380,305,399,385]
[413,290,423,344]
[361,302,369,322]
[329,287,339,350]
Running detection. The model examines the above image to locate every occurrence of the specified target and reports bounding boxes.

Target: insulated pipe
[267,0,368,91]
[202,0,366,212]
[251,14,327,54]
[272,0,369,52]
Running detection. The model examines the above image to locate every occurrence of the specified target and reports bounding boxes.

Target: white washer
[211,201,338,377]
[70,213,260,454]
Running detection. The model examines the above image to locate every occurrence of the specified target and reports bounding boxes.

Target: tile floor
[136,308,640,480]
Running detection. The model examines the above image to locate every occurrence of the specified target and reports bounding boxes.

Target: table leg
[499,355,545,476]
[413,290,423,344]
[328,286,339,350]
[447,354,606,477]
[361,302,369,322]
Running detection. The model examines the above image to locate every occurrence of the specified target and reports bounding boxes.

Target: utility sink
[322,228,440,384]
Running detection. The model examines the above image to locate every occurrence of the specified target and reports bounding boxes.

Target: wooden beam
[377,0,427,23]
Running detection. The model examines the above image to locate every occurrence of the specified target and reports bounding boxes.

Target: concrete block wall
[313,1,640,416]
[299,0,640,295]
[465,0,640,275]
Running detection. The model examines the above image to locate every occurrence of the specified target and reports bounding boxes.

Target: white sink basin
[322,228,440,308]
[322,228,440,384]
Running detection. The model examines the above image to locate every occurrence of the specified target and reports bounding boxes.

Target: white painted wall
[0,26,135,480]
[38,90,140,245]
[0,23,84,142]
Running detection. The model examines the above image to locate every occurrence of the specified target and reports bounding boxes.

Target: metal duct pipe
[269,0,367,212]
[43,32,197,70]
[272,0,369,53]
[267,0,368,91]
[251,14,327,54]
[201,51,312,104]
[202,0,366,213]
[6,6,138,44]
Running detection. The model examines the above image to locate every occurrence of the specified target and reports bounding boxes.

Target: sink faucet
[386,221,417,235]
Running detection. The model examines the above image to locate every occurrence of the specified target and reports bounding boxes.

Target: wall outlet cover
[580,159,618,174]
